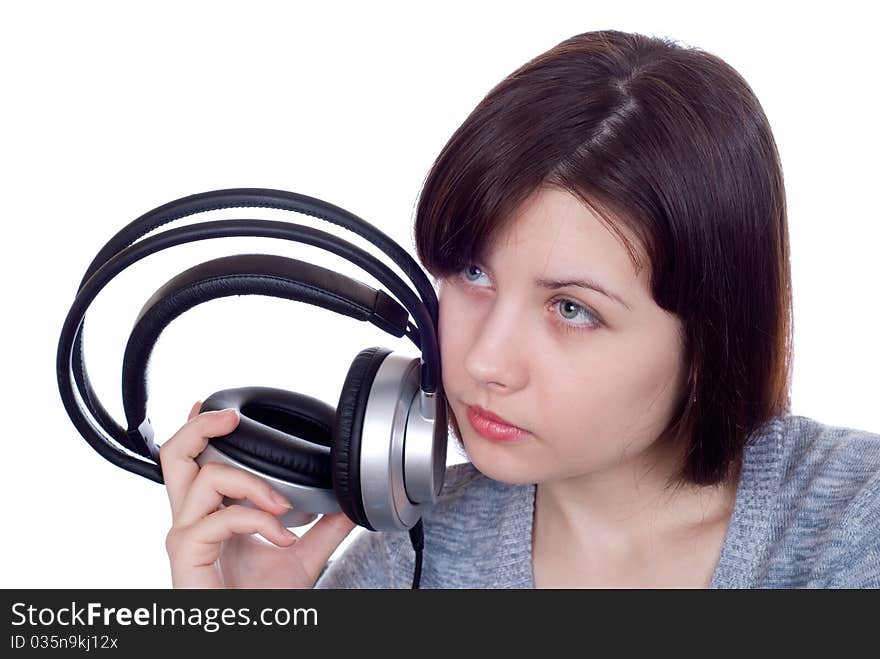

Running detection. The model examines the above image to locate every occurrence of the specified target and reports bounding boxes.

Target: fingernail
[224,408,239,422]
[271,490,292,508]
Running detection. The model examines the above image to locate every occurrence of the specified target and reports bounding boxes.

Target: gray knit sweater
[315,414,880,588]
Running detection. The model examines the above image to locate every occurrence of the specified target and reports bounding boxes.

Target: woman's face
[438,186,688,485]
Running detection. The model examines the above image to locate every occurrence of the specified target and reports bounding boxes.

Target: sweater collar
[708,416,785,588]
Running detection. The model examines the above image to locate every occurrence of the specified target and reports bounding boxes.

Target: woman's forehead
[484,187,645,283]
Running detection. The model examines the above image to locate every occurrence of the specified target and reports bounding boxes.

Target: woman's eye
[460,264,490,286]
[551,298,600,331]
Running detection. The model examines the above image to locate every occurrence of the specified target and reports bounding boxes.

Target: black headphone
[56,188,449,589]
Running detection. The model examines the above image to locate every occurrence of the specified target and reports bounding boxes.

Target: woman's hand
[161,401,356,588]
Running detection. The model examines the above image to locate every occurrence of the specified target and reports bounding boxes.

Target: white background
[1,1,877,588]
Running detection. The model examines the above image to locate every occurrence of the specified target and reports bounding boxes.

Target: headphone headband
[82,189,439,324]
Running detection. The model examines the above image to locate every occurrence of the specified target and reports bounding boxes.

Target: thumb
[295,511,358,579]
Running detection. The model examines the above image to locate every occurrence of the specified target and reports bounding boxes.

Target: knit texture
[314,414,880,588]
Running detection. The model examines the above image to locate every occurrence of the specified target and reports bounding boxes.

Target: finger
[190,504,298,548]
[187,400,202,422]
[293,511,358,579]
[177,462,292,528]
[159,407,240,522]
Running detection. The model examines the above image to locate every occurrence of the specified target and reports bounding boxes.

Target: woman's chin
[463,436,540,485]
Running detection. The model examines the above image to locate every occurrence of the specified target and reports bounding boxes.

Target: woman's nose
[463,300,528,391]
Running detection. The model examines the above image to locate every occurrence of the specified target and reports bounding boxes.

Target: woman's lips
[466,405,530,442]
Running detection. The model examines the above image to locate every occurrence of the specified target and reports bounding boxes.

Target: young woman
[161,29,880,588]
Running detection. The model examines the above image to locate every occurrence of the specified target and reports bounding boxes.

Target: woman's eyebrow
[534,276,632,311]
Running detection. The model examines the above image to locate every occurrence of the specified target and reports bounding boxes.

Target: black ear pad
[331,346,393,530]
[201,386,335,489]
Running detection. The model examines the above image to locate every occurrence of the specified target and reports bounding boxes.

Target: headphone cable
[409,518,424,589]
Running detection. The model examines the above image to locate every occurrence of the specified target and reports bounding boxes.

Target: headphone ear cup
[201,386,335,488]
[331,346,393,530]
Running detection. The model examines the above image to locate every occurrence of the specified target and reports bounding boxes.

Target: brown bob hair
[413,29,793,488]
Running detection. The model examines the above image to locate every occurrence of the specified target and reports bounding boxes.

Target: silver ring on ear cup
[359,352,433,531]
